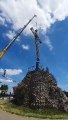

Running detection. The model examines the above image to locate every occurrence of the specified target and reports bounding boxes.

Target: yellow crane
[0,15,37,59]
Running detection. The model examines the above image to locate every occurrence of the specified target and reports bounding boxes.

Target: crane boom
[30,27,41,71]
[0,15,37,59]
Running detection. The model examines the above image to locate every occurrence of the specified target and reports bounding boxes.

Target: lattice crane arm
[30,27,41,43]
[0,15,37,59]
[30,27,41,70]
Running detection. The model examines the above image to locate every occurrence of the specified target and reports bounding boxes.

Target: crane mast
[30,27,41,71]
[0,15,37,59]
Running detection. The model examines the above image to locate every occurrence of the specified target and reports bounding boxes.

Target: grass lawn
[0,100,68,119]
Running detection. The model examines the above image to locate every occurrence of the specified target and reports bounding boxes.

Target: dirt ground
[0,109,49,120]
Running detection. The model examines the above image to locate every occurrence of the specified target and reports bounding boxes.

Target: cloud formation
[0,0,68,33]
[44,36,53,51]
[0,16,5,25]
[6,30,15,39]
[6,30,20,41]
[0,78,13,83]
[22,44,30,50]
[0,0,68,50]
[0,69,23,76]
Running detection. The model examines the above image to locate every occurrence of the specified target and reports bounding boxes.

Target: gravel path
[0,109,47,120]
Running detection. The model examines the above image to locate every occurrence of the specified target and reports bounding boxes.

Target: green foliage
[0,84,8,95]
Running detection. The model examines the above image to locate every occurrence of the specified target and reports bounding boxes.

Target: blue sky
[0,0,68,93]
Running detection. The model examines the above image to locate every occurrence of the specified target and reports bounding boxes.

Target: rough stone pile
[13,68,68,111]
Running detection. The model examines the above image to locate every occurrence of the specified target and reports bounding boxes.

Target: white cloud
[0,0,68,50]
[44,36,53,51]
[0,16,5,25]
[6,30,15,39]
[0,69,23,76]
[38,0,68,21]
[0,0,68,34]
[0,78,13,83]
[22,44,30,50]
[6,30,20,41]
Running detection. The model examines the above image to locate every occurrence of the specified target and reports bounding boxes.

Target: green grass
[0,100,68,119]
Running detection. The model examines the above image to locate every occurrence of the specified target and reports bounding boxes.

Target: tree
[0,84,8,95]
